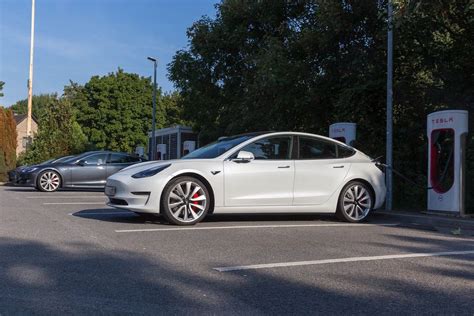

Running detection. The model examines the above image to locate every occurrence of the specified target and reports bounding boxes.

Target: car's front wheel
[37,170,61,192]
[161,176,210,225]
[336,181,373,222]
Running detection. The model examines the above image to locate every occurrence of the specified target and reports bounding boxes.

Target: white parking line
[28,196,105,199]
[214,250,474,272]
[69,211,132,216]
[43,202,106,205]
[115,223,399,233]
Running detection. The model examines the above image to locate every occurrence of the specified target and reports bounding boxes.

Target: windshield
[39,159,55,165]
[182,134,257,159]
[51,155,75,163]
[62,153,92,163]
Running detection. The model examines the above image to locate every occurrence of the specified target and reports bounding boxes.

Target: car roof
[247,131,353,147]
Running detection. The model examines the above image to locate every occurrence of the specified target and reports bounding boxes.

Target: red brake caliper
[191,193,199,210]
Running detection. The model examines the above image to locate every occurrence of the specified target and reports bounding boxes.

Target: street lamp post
[147,57,157,160]
[386,1,394,210]
[26,0,36,139]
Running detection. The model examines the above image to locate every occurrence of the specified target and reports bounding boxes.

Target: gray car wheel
[336,181,373,223]
[161,176,210,226]
[37,170,61,192]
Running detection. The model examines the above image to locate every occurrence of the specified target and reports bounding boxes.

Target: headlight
[24,167,38,173]
[131,164,171,179]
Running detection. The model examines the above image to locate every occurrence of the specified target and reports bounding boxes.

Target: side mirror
[77,160,86,166]
[234,150,255,163]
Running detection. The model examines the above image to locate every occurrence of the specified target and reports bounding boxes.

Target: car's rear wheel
[161,176,210,225]
[37,170,61,192]
[336,181,373,223]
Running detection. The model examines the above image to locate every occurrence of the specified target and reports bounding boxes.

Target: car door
[106,153,141,177]
[293,136,351,205]
[70,153,108,187]
[224,135,295,206]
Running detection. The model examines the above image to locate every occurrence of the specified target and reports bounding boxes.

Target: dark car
[17,151,146,192]
[8,155,75,184]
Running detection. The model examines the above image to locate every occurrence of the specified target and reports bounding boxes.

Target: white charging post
[427,110,469,215]
[157,144,167,160]
[329,123,357,146]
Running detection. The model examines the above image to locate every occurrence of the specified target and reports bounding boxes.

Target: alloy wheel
[167,181,207,223]
[39,171,60,192]
[342,184,372,221]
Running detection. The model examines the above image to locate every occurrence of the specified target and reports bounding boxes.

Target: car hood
[117,159,217,175]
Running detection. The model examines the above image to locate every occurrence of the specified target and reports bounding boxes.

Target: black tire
[161,176,211,226]
[36,170,62,192]
[336,181,374,223]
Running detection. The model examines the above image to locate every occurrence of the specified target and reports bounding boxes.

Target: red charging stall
[427,110,468,215]
[329,123,356,146]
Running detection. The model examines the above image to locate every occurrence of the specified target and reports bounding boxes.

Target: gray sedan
[17,151,145,192]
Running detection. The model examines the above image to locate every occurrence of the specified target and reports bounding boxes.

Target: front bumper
[16,172,37,187]
[8,170,19,183]
[105,174,168,214]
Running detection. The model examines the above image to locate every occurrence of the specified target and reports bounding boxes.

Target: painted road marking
[214,250,474,272]
[69,211,132,216]
[28,196,105,199]
[115,223,399,233]
[43,202,106,205]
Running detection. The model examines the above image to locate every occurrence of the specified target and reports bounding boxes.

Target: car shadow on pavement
[4,187,104,193]
[70,209,403,229]
[71,208,347,225]
[0,236,472,314]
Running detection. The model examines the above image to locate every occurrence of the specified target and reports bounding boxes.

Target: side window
[299,137,337,159]
[125,155,141,163]
[83,154,107,165]
[240,136,292,160]
[109,153,128,164]
[109,154,141,163]
[337,145,355,158]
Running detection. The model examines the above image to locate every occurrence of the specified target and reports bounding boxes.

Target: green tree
[162,92,190,127]
[18,96,88,166]
[67,69,164,152]
[169,0,473,210]
[0,81,4,98]
[9,94,57,122]
[0,107,17,181]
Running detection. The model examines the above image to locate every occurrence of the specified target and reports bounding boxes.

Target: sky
[0,0,217,107]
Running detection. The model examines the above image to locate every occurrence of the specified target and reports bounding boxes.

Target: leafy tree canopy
[0,107,18,180]
[18,96,88,166]
[9,94,58,122]
[67,68,165,152]
[169,0,473,209]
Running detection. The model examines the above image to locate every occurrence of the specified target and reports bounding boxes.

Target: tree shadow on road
[0,232,473,314]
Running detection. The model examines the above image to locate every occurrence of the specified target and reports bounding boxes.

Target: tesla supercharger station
[183,140,196,156]
[157,144,167,160]
[427,110,469,215]
[135,146,144,157]
[329,123,356,146]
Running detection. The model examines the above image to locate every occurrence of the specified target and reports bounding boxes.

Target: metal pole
[151,60,157,160]
[26,0,35,138]
[386,1,393,210]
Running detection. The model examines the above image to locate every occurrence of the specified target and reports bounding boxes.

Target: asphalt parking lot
[0,186,473,315]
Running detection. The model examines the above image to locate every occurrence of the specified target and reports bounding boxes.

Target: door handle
[333,165,345,168]
[278,166,290,168]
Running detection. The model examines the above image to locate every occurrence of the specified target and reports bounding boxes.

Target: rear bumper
[373,174,386,210]
[105,174,167,214]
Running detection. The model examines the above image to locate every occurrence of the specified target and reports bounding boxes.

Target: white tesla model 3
[105,132,386,225]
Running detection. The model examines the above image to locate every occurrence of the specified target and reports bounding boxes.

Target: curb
[376,211,474,237]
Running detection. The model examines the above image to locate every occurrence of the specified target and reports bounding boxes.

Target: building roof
[14,114,38,125]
